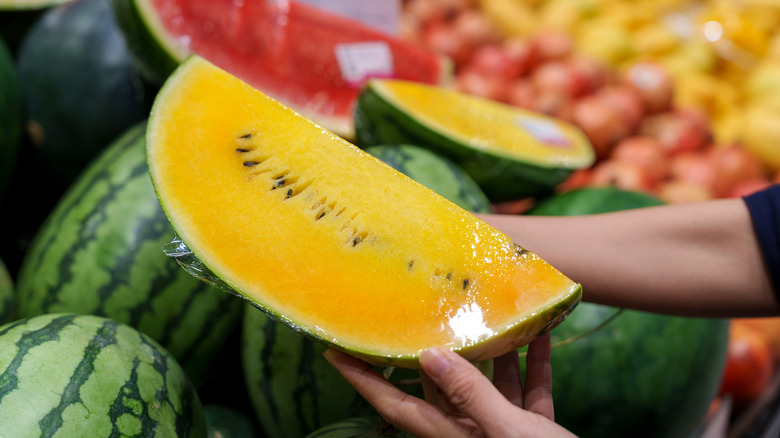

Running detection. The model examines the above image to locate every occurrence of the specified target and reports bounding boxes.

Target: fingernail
[322,348,339,365]
[420,347,451,379]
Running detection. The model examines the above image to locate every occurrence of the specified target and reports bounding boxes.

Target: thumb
[420,347,513,434]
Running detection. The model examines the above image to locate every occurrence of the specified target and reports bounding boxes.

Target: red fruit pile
[402,0,775,204]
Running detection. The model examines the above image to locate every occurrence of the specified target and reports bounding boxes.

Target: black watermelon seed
[407,260,415,269]
[239,133,253,139]
[462,279,470,289]
[243,161,259,167]
[236,148,250,152]
[352,236,362,246]
[285,189,293,198]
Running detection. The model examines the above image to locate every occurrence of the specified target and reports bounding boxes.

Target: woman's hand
[323,333,577,438]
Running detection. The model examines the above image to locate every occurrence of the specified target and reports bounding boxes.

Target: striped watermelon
[0,257,14,325]
[15,122,244,385]
[241,305,425,437]
[241,305,372,438]
[305,416,415,438]
[0,313,207,437]
[364,144,491,213]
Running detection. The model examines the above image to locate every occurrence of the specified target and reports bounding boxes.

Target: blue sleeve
[743,184,780,303]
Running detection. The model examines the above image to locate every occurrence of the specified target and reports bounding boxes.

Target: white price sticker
[516,115,572,147]
[335,42,396,87]
[296,0,401,35]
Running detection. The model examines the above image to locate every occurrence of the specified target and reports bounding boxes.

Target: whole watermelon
[242,305,424,438]
[364,144,491,213]
[0,257,14,325]
[15,123,244,386]
[203,404,259,438]
[305,416,415,438]
[0,34,21,196]
[526,187,730,438]
[15,0,151,183]
[0,313,207,437]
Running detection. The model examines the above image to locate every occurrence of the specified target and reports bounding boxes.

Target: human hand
[323,333,577,438]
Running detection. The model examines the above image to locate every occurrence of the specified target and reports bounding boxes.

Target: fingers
[523,332,555,420]
[492,349,524,408]
[322,348,473,438]
[419,347,518,436]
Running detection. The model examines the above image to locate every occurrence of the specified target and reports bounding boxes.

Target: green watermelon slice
[113,0,451,139]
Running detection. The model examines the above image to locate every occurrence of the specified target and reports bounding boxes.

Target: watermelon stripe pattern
[15,123,243,385]
[0,313,206,437]
[242,305,371,438]
[365,144,492,213]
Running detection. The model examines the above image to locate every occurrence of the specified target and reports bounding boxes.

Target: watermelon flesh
[149,0,449,138]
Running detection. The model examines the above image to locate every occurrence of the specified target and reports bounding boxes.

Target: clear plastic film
[162,234,243,299]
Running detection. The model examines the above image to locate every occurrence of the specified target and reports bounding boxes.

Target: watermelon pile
[0,0,738,436]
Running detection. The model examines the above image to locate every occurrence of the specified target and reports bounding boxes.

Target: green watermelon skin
[305,416,415,438]
[203,404,259,438]
[0,35,22,195]
[0,313,207,437]
[526,187,730,438]
[365,144,491,213]
[0,257,15,325]
[528,186,665,215]
[15,123,244,386]
[354,85,575,202]
[15,0,151,183]
[241,305,373,438]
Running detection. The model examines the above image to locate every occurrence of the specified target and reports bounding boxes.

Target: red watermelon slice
[113,0,451,139]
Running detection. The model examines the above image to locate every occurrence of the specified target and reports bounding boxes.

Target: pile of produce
[402,0,778,206]
[0,0,778,437]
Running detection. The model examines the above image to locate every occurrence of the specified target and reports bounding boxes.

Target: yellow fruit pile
[473,0,780,171]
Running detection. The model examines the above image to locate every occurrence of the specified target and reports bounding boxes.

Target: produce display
[403,0,777,206]
[0,0,779,436]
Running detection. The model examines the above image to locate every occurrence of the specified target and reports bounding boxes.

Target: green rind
[305,416,415,438]
[16,0,151,182]
[365,144,492,213]
[0,313,207,437]
[0,35,21,195]
[526,187,730,438]
[111,0,180,85]
[354,84,580,202]
[175,232,581,369]
[15,122,244,386]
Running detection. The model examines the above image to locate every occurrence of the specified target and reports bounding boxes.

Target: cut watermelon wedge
[113,0,452,139]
